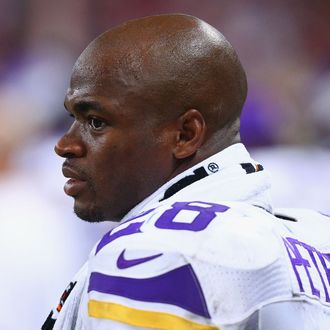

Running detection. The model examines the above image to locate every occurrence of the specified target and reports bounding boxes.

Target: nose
[54,125,85,158]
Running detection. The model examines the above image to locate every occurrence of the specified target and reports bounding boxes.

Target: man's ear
[173,109,206,159]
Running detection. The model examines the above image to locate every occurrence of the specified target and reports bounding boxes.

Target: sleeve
[85,247,219,330]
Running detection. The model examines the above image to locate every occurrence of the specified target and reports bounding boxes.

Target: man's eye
[88,117,106,130]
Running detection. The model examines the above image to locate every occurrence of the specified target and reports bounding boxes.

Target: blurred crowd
[0,0,329,329]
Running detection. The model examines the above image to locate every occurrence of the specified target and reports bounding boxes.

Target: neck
[169,132,241,182]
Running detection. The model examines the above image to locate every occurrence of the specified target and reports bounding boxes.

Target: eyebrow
[64,100,104,114]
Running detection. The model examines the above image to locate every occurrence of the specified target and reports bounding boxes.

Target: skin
[54,14,247,222]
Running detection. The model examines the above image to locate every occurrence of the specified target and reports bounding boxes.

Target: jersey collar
[121,143,269,222]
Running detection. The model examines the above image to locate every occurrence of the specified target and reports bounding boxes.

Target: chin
[74,204,107,223]
[73,198,129,223]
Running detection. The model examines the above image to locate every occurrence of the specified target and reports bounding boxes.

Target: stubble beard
[72,181,107,223]
[73,203,107,223]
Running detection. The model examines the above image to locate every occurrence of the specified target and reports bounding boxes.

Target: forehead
[68,44,145,103]
[64,63,155,127]
[73,37,146,84]
[65,37,172,123]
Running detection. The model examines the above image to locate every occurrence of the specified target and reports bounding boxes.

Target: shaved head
[72,14,247,145]
[58,14,248,221]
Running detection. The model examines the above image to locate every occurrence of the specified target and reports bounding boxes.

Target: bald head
[59,14,248,221]
[72,14,247,141]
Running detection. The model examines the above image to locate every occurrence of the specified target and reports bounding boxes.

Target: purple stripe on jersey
[88,264,210,318]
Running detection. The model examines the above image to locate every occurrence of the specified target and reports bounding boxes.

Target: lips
[62,165,87,197]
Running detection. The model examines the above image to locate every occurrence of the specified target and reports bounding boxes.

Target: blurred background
[0,0,329,328]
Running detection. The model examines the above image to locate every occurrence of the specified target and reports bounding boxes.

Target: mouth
[62,164,87,197]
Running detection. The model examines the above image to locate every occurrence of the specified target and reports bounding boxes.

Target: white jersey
[43,144,330,329]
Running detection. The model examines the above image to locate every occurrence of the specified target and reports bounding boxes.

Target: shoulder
[86,204,330,328]
[184,201,284,270]
[274,208,330,244]
[86,203,310,327]
[93,200,283,272]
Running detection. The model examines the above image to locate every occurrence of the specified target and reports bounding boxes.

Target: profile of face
[54,37,186,221]
[54,62,180,222]
[54,15,246,222]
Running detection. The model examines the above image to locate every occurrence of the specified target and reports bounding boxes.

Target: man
[44,14,330,329]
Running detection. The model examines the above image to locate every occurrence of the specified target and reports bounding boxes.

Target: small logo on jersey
[117,249,163,269]
[42,281,77,330]
[207,162,219,173]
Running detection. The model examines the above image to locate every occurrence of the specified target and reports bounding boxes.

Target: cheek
[88,142,130,187]
[86,129,172,189]
[131,141,174,181]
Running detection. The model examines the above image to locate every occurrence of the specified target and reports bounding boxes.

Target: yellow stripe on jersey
[88,299,220,330]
